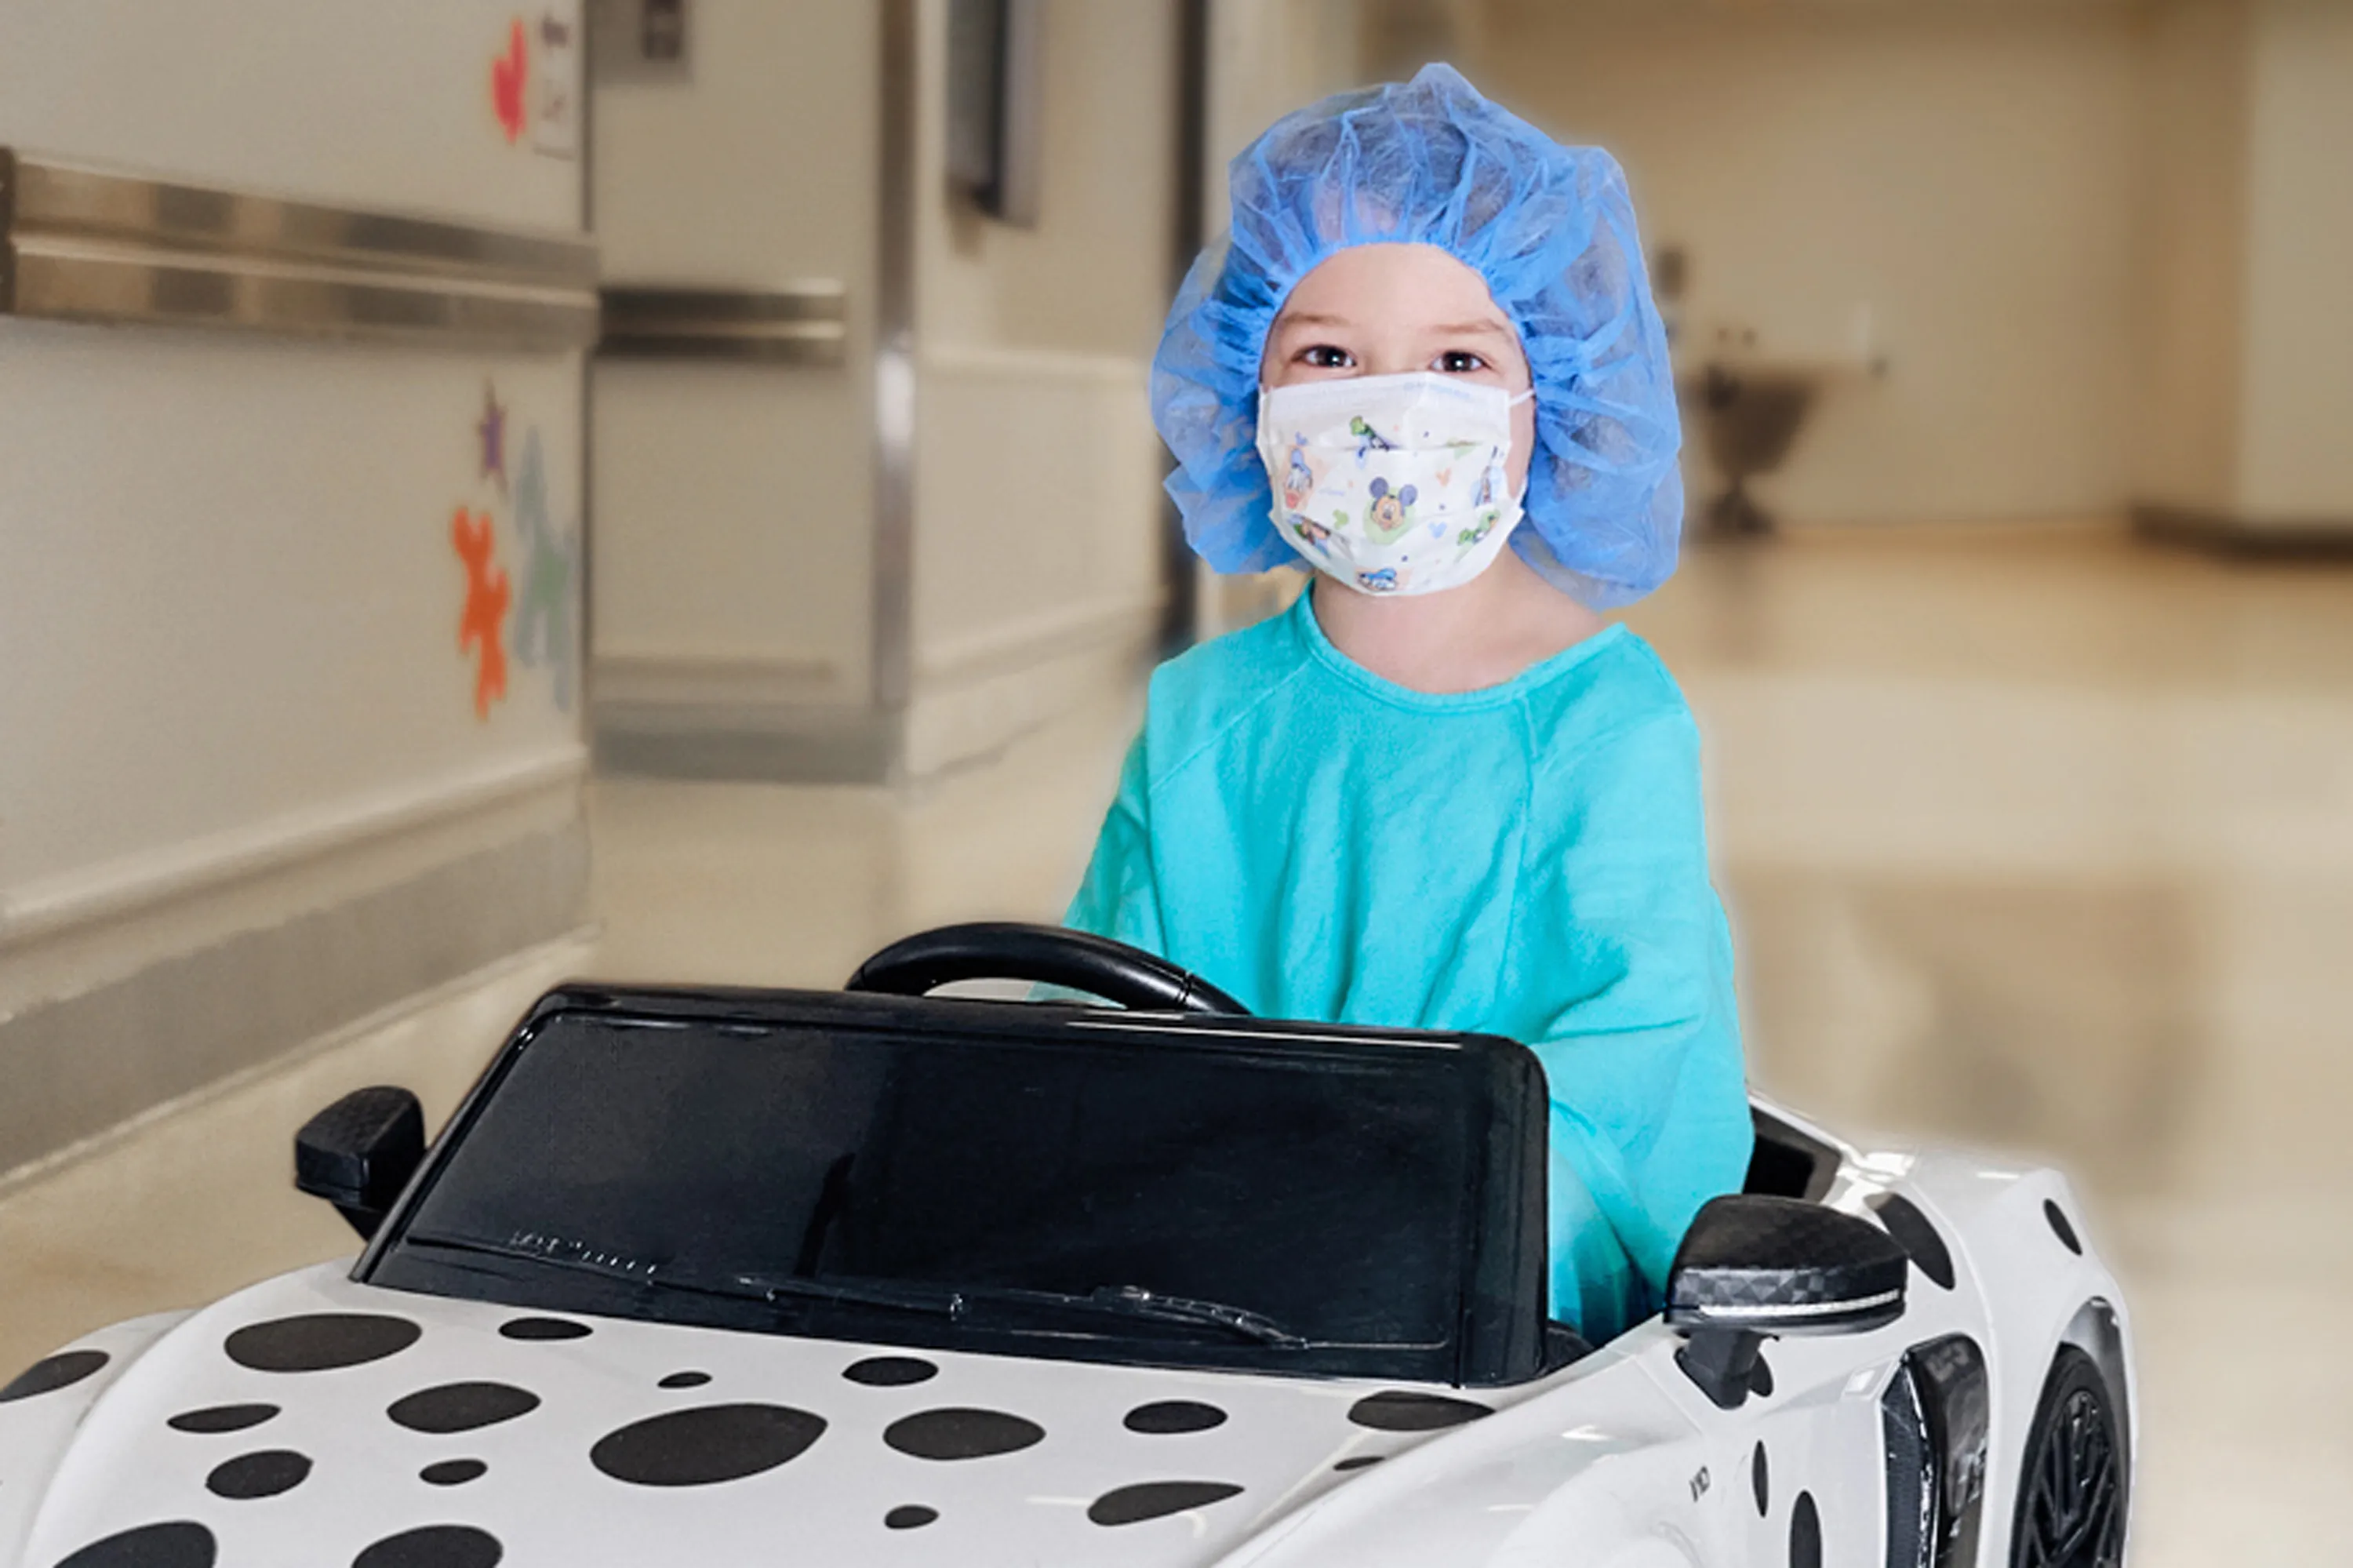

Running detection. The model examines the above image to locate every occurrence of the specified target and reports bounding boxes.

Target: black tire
[2009,1345,2128,1568]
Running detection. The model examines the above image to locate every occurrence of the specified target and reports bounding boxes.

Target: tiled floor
[5,526,2349,1560]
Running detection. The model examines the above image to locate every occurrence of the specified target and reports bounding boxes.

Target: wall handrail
[598,283,848,365]
[0,148,599,351]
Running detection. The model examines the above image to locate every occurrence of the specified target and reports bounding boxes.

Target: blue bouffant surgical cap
[1152,64,1682,608]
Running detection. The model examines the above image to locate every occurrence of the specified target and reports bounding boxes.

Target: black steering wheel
[845,922,1248,1016]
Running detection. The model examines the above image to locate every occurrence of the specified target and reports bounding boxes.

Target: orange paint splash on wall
[453,507,510,719]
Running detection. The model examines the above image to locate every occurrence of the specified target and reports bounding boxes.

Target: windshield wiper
[734,1275,1302,1345]
[856,1281,1307,1347]
[1067,1284,1307,1348]
[405,1233,1304,1345]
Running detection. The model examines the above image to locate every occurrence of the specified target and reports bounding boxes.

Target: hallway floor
[6,526,2349,1561]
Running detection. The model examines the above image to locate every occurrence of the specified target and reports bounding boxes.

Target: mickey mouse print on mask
[1257,371,1530,596]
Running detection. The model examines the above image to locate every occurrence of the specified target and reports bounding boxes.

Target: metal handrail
[0,147,599,352]
[598,283,848,364]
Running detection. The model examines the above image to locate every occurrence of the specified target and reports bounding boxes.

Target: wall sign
[591,0,691,85]
[534,11,581,159]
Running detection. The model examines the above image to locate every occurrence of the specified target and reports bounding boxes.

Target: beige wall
[1473,2,2148,528]
[1206,0,1369,231]
[0,0,582,230]
[590,0,880,707]
[0,0,588,974]
[0,1,591,1170]
[591,0,1180,775]
[922,0,1185,358]
[2136,0,2353,526]
[904,0,1180,771]
[2137,0,2251,515]
[2236,0,2353,522]
[1193,0,1368,632]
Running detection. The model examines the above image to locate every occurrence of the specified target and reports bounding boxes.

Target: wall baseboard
[0,820,589,1178]
[905,615,1156,779]
[4,748,587,954]
[2134,503,2353,558]
[591,596,1162,785]
[591,653,849,709]
[593,701,901,784]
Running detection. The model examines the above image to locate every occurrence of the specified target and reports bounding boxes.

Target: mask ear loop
[1500,386,1537,506]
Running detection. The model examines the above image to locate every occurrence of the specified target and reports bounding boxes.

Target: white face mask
[1257,371,1530,597]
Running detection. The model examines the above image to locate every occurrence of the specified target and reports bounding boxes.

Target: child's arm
[1512,699,1753,1336]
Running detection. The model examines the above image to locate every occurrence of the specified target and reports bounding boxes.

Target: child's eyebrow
[1273,313,1511,337]
[1427,319,1515,339]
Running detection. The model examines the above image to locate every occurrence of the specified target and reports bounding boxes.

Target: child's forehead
[1274,242,1512,333]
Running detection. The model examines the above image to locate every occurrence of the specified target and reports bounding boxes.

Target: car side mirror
[295,1086,426,1240]
[1664,1195,1908,1410]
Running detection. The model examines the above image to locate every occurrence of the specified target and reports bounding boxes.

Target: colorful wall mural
[451,379,576,720]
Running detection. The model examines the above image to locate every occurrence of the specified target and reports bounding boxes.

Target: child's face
[1261,243,1537,504]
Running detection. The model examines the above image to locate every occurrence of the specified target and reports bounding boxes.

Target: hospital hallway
[9,2,2353,1559]
[4,525,2348,1563]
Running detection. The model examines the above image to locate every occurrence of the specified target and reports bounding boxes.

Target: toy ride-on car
[0,923,2131,1568]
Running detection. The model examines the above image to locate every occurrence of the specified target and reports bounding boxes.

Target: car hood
[0,1264,1581,1568]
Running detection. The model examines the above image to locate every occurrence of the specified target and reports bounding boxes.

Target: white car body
[0,1103,2129,1568]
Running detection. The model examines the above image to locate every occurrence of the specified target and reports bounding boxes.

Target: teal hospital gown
[1064,591,1752,1341]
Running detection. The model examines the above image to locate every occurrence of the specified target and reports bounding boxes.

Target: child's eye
[1436,350,1489,374]
[1299,344,1355,369]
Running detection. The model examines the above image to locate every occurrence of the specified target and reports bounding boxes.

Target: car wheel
[2009,1346,2126,1568]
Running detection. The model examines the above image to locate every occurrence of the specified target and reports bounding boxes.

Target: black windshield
[366,991,1547,1384]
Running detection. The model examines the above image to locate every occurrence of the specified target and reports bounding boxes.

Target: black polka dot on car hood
[1869,1192,1956,1290]
[54,1521,216,1568]
[1125,1399,1227,1434]
[1088,1480,1246,1526]
[590,1403,827,1486]
[1345,1391,1491,1431]
[1791,1490,1822,1568]
[205,1449,311,1499]
[224,1314,420,1373]
[0,1348,108,1402]
[422,1457,488,1486]
[843,1355,938,1387]
[497,1316,591,1342]
[387,1381,540,1434]
[351,1524,503,1568]
[2044,1199,2083,1254]
[882,1407,1046,1461]
[167,1402,279,1434]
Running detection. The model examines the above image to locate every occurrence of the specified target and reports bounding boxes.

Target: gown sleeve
[1515,699,1754,1337]
[1063,731,1168,956]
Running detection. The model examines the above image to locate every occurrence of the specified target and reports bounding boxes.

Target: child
[1066,64,1751,1341]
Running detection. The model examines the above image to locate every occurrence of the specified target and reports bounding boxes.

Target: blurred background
[3,0,2349,1558]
